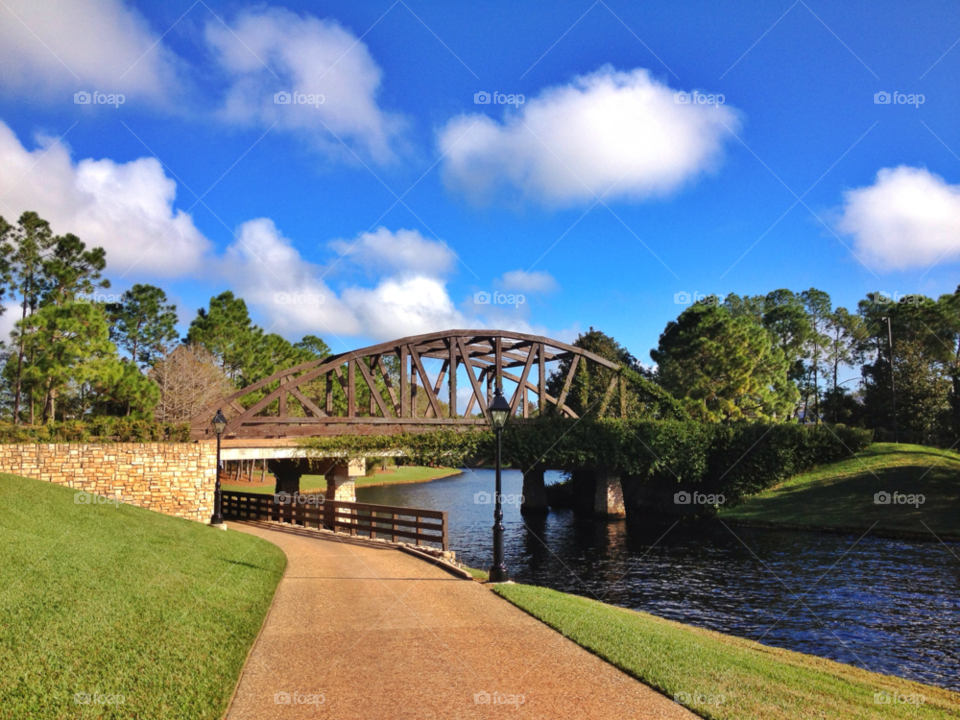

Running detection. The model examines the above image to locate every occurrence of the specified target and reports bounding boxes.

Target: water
[359,468,960,691]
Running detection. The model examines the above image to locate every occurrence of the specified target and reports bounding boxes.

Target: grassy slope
[721,443,960,537]
[495,584,960,720]
[221,465,461,494]
[0,474,286,720]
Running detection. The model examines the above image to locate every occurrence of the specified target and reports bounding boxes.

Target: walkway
[227,521,695,720]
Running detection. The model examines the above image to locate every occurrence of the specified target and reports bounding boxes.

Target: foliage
[106,284,178,367]
[0,419,190,443]
[149,345,234,423]
[652,302,798,421]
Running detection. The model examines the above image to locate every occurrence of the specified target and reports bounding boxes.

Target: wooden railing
[221,491,449,551]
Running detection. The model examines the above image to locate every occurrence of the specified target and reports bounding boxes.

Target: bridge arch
[190,329,626,440]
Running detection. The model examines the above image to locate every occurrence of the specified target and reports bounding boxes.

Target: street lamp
[211,409,227,525]
[488,387,511,583]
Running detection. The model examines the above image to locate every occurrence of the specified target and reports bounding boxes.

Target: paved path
[227,521,695,720]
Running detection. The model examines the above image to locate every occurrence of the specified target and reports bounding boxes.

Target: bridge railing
[220,491,449,551]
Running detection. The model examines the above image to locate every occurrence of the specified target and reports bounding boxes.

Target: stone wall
[0,443,217,522]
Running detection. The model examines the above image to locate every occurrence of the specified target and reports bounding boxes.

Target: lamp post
[211,409,227,525]
[487,388,511,583]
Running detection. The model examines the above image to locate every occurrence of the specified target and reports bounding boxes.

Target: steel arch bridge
[190,330,628,440]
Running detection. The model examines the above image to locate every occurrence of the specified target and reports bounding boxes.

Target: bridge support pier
[325,459,364,503]
[520,464,549,515]
[268,458,312,496]
[593,469,626,518]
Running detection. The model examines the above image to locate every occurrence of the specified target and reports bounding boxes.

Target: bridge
[191,330,630,518]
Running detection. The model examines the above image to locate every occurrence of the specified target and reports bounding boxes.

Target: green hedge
[0,419,192,444]
[298,419,872,510]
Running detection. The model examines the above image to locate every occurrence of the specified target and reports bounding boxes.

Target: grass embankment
[494,584,959,720]
[221,465,461,495]
[0,474,286,719]
[721,443,960,538]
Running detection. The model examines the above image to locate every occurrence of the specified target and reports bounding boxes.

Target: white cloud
[837,166,960,270]
[0,0,181,103]
[224,218,360,337]
[329,227,455,277]
[207,7,403,162]
[438,66,739,206]
[495,269,558,294]
[0,121,211,276]
[342,276,466,340]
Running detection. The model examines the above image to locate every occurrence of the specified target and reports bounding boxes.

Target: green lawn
[495,583,960,720]
[721,443,960,538]
[221,465,461,495]
[0,474,286,719]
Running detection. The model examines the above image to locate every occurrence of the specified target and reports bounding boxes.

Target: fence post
[441,511,449,552]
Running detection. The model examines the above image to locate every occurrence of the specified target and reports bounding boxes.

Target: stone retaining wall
[0,443,217,522]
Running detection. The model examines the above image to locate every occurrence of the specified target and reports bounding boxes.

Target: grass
[494,583,960,720]
[721,443,960,538]
[221,465,461,494]
[0,473,287,720]
[464,566,489,581]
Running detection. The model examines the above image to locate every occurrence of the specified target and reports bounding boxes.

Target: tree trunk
[13,278,29,424]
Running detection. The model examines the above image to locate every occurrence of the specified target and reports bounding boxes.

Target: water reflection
[359,468,959,691]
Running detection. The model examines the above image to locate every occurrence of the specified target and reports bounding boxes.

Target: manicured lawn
[494,583,960,720]
[721,443,960,538]
[221,465,461,495]
[0,474,286,719]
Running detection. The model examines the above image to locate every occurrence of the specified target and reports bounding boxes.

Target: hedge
[0,419,192,444]
[298,419,873,509]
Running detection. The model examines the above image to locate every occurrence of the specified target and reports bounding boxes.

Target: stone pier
[325,458,365,503]
[593,469,626,518]
[520,464,549,515]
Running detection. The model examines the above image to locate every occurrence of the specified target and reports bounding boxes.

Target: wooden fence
[221,491,448,551]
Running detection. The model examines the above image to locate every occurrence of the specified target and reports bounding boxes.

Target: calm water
[359,468,960,691]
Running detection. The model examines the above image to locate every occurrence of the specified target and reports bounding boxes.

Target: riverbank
[720,443,960,540]
[494,583,960,719]
[0,473,286,719]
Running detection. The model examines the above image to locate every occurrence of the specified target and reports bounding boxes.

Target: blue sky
[1,0,959,364]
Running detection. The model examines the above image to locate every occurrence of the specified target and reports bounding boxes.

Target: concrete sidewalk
[226,521,695,720]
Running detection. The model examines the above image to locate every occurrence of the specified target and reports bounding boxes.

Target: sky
[0,0,959,366]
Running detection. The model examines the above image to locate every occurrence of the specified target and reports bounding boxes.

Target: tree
[85,359,161,418]
[40,232,109,306]
[762,289,812,393]
[149,345,234,422]
[14,302,116,422]
[652,302,797,422]
[106,284,178,368]
[3,212,55,423]
[295,335,332,359]
[800,288,833,421]
[185,291,259,383]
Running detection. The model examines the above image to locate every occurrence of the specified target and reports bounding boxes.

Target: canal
[359,467,959,692]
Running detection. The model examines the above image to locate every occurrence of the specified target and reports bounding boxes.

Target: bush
[0,419,192,444]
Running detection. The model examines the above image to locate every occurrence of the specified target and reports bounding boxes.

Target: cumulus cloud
[207,7,403,161]
[329,227,456,277]
[342,276,466,340]
[0,0,181,103]
[0,121,211,276]
[438,66,739,206]
[837,166,960,270]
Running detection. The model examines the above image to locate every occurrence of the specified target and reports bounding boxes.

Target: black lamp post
[211,409,227,525]
[487,388,511,583]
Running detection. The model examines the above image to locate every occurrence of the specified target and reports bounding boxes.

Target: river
[358,468,959,692]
